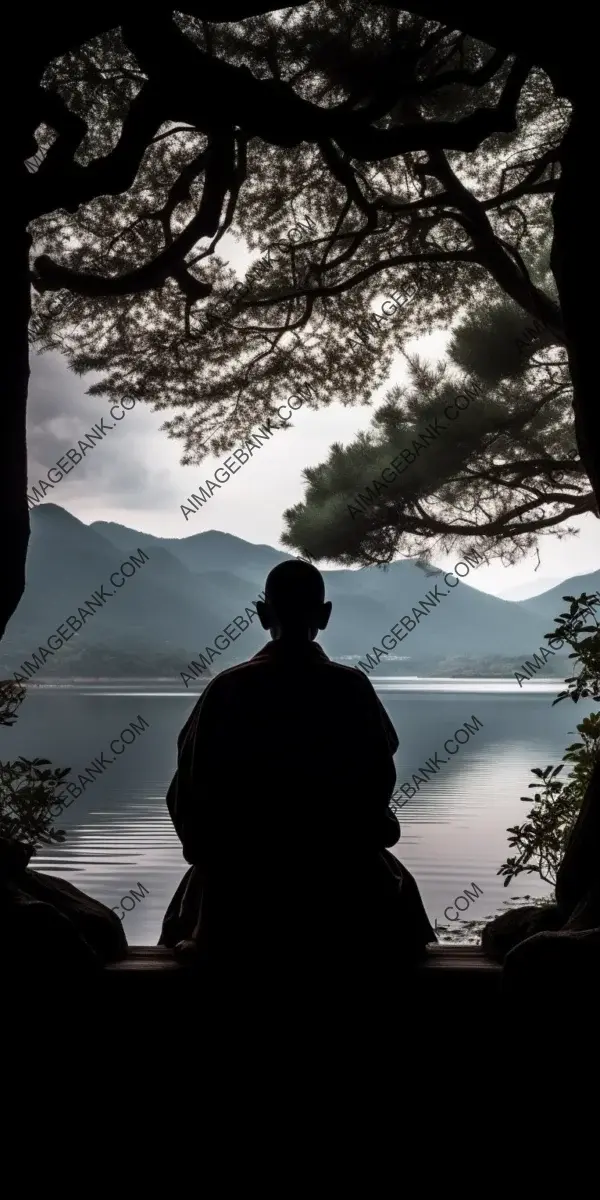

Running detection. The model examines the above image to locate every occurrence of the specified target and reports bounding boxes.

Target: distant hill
[1,504,597,681]
[515,571,600,622]
[91,520,290,582]
[499,577,566,601]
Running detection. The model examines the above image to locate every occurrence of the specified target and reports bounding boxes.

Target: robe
[160,639,435,973]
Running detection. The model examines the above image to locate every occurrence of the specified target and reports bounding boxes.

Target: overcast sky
[27,235,599,603]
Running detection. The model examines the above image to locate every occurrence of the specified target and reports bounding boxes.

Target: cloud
[25,345,599,593]
[27,350,181,511]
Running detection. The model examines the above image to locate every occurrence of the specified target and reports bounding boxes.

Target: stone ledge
[104,943,502,974]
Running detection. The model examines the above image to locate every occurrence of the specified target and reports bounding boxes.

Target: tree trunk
[551,95,600,511]
[1,154,32,644]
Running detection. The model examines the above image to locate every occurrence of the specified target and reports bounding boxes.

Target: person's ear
[317,601,332,630]
[256,599,272,631]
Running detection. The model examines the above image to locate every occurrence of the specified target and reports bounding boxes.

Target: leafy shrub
[0,681,69,851]
[498,592,600,892]
[546,591,600,705]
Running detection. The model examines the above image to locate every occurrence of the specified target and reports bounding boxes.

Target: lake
[2,677,587,944]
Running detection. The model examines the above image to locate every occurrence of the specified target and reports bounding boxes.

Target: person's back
[161,559,434,973]
[176,641,400,864]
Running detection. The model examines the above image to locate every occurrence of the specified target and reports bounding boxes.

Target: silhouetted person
[161,559,435,987]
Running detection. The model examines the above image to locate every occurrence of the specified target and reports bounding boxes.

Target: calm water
[2,677,587,944]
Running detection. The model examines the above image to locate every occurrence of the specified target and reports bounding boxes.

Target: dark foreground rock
[1,835,127,973]
[482,903,563,962]
[484,761,600,1004]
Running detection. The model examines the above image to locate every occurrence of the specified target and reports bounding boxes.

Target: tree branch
[370,2,574,87]
[422,144,563,334]
[335,56,532,159]
[389,495,593,539]
[27,80,168,220]
[32,130,236,297]
[246,248,474,308]
[416,46,508,94]
[43,11,533,181]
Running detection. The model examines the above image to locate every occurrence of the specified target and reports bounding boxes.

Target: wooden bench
[98,946,505,1045]
[102,943,502,1008]
[8,946,504,1059]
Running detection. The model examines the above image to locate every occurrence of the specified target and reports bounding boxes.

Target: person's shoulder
[321,660,373,688]
[323,660,363,677]
[203,657,264,693]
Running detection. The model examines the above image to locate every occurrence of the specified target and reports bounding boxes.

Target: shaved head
[265,559,325,622]
[257,559,331,642]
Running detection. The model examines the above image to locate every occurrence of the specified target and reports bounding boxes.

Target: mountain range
[1,504,598,682]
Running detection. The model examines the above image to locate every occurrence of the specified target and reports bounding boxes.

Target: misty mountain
[92,520,289,583]
[499,577,566,601]
[516,571,600,622]
[1,504,595,681]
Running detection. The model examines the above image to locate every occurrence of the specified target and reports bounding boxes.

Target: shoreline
[5,672,567,687]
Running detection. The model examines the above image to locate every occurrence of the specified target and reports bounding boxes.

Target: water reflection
[1,679,581,944]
